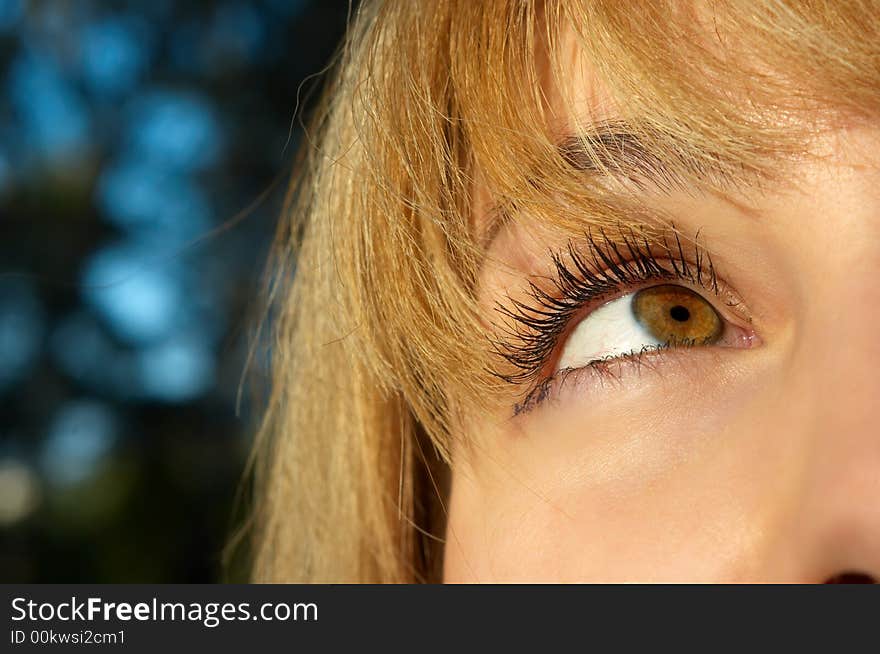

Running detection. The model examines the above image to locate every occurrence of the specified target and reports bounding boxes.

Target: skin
[442,31,880,583]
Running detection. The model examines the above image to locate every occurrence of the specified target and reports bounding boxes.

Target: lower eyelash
[489,224,719,398]
[512,342,678,416]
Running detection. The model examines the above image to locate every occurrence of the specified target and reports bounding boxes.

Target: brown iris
[631,284,723,346]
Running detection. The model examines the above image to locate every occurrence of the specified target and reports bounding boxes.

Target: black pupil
[669,305,690,322]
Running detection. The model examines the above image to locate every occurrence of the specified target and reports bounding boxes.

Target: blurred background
[0,0,350,582]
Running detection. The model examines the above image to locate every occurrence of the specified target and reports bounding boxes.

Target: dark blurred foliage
[0,0,351,582]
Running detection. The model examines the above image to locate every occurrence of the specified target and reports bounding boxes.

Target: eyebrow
[557,126,722,193]
[479,124,745,256]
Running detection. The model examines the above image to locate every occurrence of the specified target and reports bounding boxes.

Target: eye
[556,284,728,371]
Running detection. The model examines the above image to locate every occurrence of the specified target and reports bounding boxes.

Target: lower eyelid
[513,346,731,417]
[514,325,761,417]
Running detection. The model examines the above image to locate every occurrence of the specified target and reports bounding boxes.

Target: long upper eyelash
[489,225,718,388]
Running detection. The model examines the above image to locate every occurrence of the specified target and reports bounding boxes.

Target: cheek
[444,349,790,582]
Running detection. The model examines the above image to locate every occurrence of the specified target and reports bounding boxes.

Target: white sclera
[555,292,663,371]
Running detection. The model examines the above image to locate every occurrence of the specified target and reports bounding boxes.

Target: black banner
[2,584,876,651]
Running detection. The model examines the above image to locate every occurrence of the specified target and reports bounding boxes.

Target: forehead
[539,10,787,138]
[469,3,880,242]
[538,24,621,137]
[473,18,738,228]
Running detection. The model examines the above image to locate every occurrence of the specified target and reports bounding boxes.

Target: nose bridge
[758,245,880,581]
[807,285,880,451]
[803,239,880,459]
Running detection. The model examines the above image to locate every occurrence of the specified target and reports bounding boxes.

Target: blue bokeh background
[0,0,350,582]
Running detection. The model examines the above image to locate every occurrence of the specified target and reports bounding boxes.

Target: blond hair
[249,0,880,582]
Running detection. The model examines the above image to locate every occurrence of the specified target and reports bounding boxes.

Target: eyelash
[490,225,723,408]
